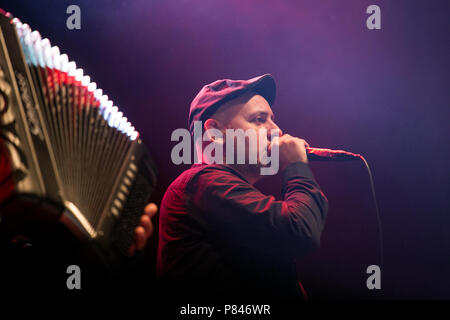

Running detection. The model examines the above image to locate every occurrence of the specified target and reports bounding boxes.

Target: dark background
[1,0,449,299]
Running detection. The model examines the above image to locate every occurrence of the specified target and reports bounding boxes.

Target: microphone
[306,147,361,161]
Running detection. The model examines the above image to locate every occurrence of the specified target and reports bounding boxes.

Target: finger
[144,203,158,219]
[304,140,310,148]
[297,138,309,148]
[135,226,147,251]
[140,214,154,239]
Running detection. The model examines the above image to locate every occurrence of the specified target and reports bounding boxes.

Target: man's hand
[128,203,158,256]
[274,134,310,170]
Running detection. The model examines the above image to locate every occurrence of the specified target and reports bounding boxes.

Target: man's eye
[255,117,265,123]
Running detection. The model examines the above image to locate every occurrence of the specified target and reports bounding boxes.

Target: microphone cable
[306,147,384,270]
[359,155,384,271]
[297,149,383,299]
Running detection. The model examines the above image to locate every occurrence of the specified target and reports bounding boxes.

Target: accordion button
[120,184,129,194]
[124,177,132,186]
[126,170,135,180]
[113,199,123,209]
[111,207,119,217]
[117,192,126,201]
[129,162,138,172]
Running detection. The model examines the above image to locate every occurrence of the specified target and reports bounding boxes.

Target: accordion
[0,11,157,266]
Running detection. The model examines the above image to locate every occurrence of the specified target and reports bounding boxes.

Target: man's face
[224,93,281,137]
[210,92,282,167]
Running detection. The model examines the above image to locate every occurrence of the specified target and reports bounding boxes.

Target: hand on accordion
[127,203,158,256]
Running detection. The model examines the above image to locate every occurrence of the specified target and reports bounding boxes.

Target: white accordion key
[60,53,69,72]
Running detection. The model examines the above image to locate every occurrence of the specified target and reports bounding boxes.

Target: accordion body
[0,11,157,264]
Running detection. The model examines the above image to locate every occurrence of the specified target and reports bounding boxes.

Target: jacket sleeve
[187,162,329,258]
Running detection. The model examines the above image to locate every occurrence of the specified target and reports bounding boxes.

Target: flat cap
[188,74,276,134]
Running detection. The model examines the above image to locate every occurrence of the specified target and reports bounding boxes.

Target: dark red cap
[188,74,276,134]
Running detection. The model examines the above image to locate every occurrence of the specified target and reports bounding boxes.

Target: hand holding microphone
[270,132,361,171]
[270,133,310,170]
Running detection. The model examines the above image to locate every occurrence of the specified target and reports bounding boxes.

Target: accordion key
[0,11,157,265]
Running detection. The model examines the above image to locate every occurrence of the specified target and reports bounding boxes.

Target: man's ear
[204,118,224,144]
[204,118,219,131]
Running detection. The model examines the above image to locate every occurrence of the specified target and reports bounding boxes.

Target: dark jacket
[156,161,328,301]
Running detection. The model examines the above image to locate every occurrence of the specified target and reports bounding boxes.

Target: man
[157,74,328,301]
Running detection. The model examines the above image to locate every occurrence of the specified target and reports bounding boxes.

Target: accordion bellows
[0,11,157,262]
